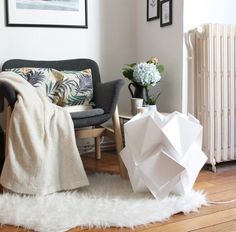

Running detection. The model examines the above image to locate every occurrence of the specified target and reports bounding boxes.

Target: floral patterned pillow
[8,67,93,107]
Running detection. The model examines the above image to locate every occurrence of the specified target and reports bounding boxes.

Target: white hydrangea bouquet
[122,57,164,104]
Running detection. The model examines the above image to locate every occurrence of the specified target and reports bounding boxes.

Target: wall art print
[160,0,172,27]
[6,0,88,28]
[147,0,159,21]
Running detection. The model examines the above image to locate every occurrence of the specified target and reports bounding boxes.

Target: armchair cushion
[7,67,93,107]
[70,108,104,119]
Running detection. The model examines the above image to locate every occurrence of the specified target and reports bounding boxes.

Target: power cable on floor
[208,198,236,204]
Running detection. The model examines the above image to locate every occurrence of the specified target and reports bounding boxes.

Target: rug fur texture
[0,173,207,232]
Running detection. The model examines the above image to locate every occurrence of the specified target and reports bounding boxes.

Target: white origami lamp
[121,147,148,192]
[121,111,207,199]
[124,115,162,163]
[173,144,207,195]
[138,147,185,199]
[161,112,203,161]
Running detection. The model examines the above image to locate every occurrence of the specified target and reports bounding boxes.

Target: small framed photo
[147,0,159,21]
[160,0,172,27]
[6,0,88,28]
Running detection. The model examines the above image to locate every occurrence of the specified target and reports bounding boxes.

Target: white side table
[119,113,134,145]
[119,113,133,121]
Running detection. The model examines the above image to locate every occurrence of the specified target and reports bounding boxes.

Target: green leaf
[145,92,161,105]
[157,64,164,73]
[122,69,134,80]
[124,63,136,68]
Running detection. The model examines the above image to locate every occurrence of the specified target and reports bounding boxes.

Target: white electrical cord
[208,198,236,204]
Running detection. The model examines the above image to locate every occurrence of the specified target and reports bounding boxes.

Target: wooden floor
[1,151,236,232]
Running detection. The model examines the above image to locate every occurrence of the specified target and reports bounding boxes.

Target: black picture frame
[160,0,172,27]
[6,0,88,28]
[147,0,159,21]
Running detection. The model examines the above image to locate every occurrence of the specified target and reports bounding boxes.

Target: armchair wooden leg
[95,136,101,160]
[112,106,127,178]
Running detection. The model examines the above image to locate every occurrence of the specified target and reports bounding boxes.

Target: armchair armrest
[0,82,17,112]
[93,79,124,115]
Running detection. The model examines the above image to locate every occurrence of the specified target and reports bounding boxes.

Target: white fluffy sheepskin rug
[0,173,207,232]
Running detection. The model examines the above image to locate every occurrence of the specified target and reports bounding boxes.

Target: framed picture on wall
[147,0,159,21]
[160,0,172,27]
[5,0,88,28]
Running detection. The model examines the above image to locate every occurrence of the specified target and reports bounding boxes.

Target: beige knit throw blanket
[0,71,89,195]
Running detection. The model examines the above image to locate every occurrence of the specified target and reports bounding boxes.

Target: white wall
[184,0,235,32]
[183,0,236,113]
[99,0,137,113]
[136,0,184,113]
[0,0,137,126]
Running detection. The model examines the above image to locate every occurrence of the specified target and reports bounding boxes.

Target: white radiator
[186,24,236,171]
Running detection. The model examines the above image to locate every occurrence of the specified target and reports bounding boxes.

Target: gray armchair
[0,58,127,178]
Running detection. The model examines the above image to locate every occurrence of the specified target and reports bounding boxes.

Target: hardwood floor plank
[138,208,236,232]
[190,219,236,232]
[0,225,32,232]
